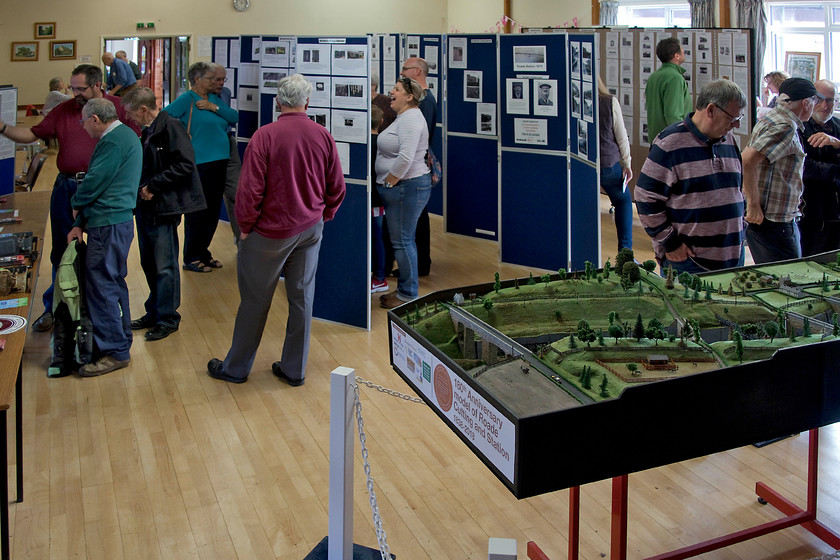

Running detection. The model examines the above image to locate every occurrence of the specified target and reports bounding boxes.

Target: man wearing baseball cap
[742,77,824,263]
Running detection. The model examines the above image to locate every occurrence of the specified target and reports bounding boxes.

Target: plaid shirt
[747,105,805,222]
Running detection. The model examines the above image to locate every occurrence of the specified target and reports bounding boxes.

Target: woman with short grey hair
[43,76,71,115]
[164,61,239,273]
[276,74,313,108]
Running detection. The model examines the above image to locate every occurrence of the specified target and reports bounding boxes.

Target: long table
[0,191,50,559]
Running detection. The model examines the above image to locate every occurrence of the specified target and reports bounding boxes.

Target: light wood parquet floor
[8,151,840,559]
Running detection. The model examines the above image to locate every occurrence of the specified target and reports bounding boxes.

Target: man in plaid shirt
[742,77,823,263]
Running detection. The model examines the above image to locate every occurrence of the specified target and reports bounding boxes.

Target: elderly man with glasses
[635,79,747,274]
[0,64,139,333]
[742,77,824,263]
[797,79,840,257]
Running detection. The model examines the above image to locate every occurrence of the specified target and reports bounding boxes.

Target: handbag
[426,148,442,186]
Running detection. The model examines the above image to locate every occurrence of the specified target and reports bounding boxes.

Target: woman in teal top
[164,61,238,272]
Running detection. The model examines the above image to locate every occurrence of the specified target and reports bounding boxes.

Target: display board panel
[0,88,16,195]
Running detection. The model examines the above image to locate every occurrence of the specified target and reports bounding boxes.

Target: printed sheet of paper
[297,44,331,74]
[506,78,529,115]
[449,37,467,69]
[332,45,367,77]
[330,109,367,143]
[477,103,496,135]
[262,41,290,67]
[464,70,483,102]
[307,76,331,107]
[332,77,367,110]
[425,46,439,74]
[514,118,548,145]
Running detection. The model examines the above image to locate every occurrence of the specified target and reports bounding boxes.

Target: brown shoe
[79,355,130,377]
[380,292,407,309]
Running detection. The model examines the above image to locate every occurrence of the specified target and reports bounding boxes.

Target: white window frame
[616,0,691,28]
[764,1,837,84]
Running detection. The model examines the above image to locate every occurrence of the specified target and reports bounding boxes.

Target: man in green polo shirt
[645,37,692,142]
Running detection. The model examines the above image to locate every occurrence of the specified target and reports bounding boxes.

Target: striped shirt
[636,114,745,271]
[746,105,805,222]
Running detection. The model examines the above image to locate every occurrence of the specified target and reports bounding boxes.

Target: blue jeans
[746,220,801,264]
[661,244,744,275]
[378,174,432,300]
[600,162,632,251]
[372,213,386,282]
[43,173,80,312]
[136,206,181,328]
[86,221,134,361]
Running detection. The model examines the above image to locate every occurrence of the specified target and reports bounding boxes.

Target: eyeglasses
[821,97,837,106]
[71,85,92,94]
[79,115,94,125]
[714,104,743,124]
[213,77,228,83]
[200,75,215,80]
[401,66,420,72]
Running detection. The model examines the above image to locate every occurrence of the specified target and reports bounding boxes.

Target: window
[765,2,839,83]
[616,1,690,27]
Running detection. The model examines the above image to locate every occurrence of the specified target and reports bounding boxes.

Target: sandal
[203,258,223,269]
[183,261,212,273]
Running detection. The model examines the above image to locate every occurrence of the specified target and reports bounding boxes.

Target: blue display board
[235,35,261,141]
[416,34,444,216]
[258,36,295,127]
[445,34,499,241]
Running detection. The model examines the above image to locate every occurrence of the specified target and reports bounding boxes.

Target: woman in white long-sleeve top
[375,77,430,309]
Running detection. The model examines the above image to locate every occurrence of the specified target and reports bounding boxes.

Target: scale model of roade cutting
[386,249,840,499]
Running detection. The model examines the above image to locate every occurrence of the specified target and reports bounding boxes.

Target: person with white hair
[207,74,346,386]
[42,76,71,115]
[742,77,824,263]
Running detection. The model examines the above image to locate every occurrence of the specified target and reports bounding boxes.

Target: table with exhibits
[386,251,840,558]
[0,191,49,560]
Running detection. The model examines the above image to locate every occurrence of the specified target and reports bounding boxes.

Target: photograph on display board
[464,70,483,102]
[426,46,439,74]
[696,33,712,62]
[477,102,497,135]
[733,33,749,65]
[333,46,367,76]
[785,52,821,82]
[299,45,330,74]
[581,43,593,79]
[606,59,619,86]
[330,109,367,143]
[449,37,467,69]
[307,76,331,107]
[306,107,330,130]
[513,45,547,72]
[718,34,733,66]
[427,77,439,100]
[620,87,633,116]
[407,35,420,58]
[621,61,634,87]
[570,42,581,80]
[383,35,396,60]
[571,80,581,119]
[533,79,557,117]
[678,32,693,62]
[582,82,594,123]
[606,31,619,58]
[578,120,588,158]
[262,41,290,67]
[371,39,379,61]
[620,31,634,59]
[332,77,367,110]
[506,78,529,115]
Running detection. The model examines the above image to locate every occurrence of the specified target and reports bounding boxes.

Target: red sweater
[235,112,346,239]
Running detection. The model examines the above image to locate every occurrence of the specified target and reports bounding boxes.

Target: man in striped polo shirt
[742,78,822,263]
[636,80,747,275]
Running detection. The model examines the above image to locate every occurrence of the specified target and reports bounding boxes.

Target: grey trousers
[223,135,242,244]
[222,221,324,380]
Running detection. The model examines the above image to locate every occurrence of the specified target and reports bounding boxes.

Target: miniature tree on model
[621,261,641,291]
[580,366,592,389]
[568,333,577,348]
[598,329,605,346]
[557,267,567,280]
[642,260,657,274]
[483,299,493,312]
[528,272,536,285]
[609,323,624,344]
[584,261,593,281]
[690,318,701,344]
[615,248,635,273]
[626,363,638,375]
[833,313,840,336]
[577,320,596,347]
[603,259,611,279]
[733,330,743,362]
[634,313,645,341]
[541,273,551,284]
[599,374,610,397]
[803,317,811,337]
[646,318,666,346]
[764,320,779,342]
[494,272,501,294]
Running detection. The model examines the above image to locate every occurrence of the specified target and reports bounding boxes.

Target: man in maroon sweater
[207,74,345,385]
[0,64,140,333]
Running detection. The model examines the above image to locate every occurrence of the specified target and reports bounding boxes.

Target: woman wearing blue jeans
[598,77,633,252]
[375,77,431,309]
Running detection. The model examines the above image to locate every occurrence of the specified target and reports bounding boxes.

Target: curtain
[600,0,619,26]
[736,0,768,96]
[688,0,715,27]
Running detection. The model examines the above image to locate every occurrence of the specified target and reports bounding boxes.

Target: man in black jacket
[122,87,206,340]
[800,79,840,257]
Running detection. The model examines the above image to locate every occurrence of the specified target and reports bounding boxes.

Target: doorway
[103,36,190,108]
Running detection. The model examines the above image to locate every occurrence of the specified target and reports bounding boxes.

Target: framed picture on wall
[11,42,39,61]
[785,51,820,82]
[34,22,56,40]
[49,40,76,61]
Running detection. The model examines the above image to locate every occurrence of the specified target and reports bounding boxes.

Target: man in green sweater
[69,98,142,376]
[645,37,692,143]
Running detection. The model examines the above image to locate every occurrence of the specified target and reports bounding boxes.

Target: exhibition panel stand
[413,34,445,216]
[444,34,500,241]
[258,35,295,127]
[0,88,17,195]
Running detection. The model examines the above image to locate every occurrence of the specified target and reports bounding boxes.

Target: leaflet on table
[513,118,548,145]
[330,110,367,143]
[389,320,516,483]
[332,45,367,77]
[332,77,367,110]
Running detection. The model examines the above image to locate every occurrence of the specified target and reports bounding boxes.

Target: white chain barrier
[352,376,426,560]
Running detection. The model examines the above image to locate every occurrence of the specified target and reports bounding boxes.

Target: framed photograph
[785,51,821,82]
[11,42,38,62]
[34,22,56,40]
[49,40,76,61]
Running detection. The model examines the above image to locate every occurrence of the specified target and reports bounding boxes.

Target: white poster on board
[513,118,548,145]
[678,32,693,63]
[571,80,581,120]
[332,77,367,110]
[696,32,713,63]
[427,77,439,100]
[406,35,420,58]
[506,78,529,115]
[262,41,290,67]
[306,107,330,130]
[298,44,331,74]
[477,103,496,135]
[464,70,483,102]
[307,76,331,107]
[260,69,287,95]
[513,45,547,72]
[582,81,594,123]
[718,33,733,66]
[331,109,367,143]
[606,59,619,87]
[570,42,581,80]
[449,37,467,69]
[620,31,634,60]
[732,32,749,66]
[606,32,619,58]
[383,35,397,60]
[239,62,260,87]
[214,41,228,67]
[620,87,633,117]
[425,46,439,74]
[533,79,557,117]
[332,45,367,76]
[336,142,350,176]
[237,87,259,111]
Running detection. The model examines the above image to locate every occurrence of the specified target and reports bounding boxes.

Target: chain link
[355,376,425,403]
[353,383,392,560]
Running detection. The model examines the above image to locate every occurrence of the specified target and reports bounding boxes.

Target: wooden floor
[8,150,840,559]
